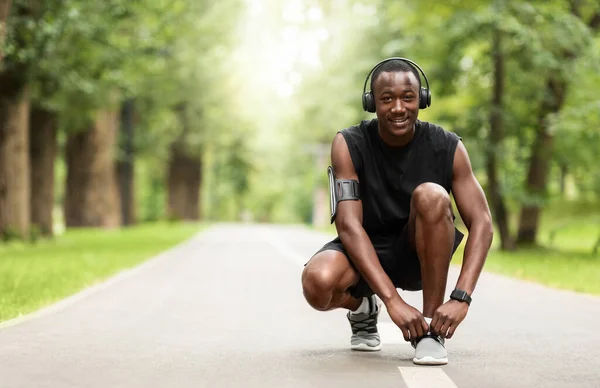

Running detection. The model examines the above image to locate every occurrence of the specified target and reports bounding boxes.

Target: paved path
[1,223,599,388]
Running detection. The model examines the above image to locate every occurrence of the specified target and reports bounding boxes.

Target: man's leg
[302,250,382,351]
[407,182,455,365]
[302,250,361,311]
[407,182,455,318]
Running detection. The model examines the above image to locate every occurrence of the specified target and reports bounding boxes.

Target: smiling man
[301,58,494,365]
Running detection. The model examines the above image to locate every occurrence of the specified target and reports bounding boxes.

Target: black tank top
[340,118,461,238]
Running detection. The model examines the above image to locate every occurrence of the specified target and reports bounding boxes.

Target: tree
[516,1,600,244]
[0,0,38,239]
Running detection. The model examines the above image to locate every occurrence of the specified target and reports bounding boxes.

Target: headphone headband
[361,57,431,111]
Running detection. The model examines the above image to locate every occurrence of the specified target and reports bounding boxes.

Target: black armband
[327,166,360,223]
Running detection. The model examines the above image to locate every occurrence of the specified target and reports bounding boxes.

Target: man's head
[368,59,424,146]
[370,59,421,97]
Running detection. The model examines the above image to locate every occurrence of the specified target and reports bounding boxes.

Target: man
[301,57,493,365]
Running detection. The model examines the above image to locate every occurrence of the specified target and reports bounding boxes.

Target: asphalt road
[1,223,599,388]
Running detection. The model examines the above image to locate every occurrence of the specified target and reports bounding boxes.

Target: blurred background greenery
[0,0,599,251]
[1,0,600,321]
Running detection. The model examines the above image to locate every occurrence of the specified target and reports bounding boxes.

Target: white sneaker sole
[412,356,448,365]
[351,343,382,351]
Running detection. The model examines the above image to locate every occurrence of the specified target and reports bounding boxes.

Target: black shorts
[312,226,464,298]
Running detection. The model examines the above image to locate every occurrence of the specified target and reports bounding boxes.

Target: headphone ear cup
[362,92,376,113]
[419,87,431,109]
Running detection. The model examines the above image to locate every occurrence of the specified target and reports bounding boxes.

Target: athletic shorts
[312,226,464,298]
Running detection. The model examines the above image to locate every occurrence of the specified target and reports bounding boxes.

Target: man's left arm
[430,141,494,338]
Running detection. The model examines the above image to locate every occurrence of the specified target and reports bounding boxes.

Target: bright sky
[239,0,329,99]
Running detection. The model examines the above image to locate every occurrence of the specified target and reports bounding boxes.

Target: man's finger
[401,327,410,342]
[437,319,449,337]
[430,314,440,332]
[408,324,418,342]
[431,316,444,336]
[414,322,425,339]
[419,318,429,337]
[446,324,457,339]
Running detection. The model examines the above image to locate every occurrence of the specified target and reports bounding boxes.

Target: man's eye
[403,96,414,101]
[382,97,392,102]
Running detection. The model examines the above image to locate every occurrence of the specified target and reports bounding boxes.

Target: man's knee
[302,252,353,311]
[301,264,337,311]
[412,182,452,223]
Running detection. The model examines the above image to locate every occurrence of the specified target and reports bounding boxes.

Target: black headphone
[361,57,431,112]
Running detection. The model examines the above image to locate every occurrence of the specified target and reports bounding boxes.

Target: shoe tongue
[412,333,444,348]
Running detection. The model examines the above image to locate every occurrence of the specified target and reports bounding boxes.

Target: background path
[1,223,599,388]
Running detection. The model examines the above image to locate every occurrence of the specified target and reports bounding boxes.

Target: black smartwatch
[450,288,472,306]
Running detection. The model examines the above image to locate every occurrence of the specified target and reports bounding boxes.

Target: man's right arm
[332,133,429,341]
[331,133,401,304]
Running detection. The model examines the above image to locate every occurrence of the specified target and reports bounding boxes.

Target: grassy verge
[468,202,600,295]
[0,221,204,322]
[453,235,600,296]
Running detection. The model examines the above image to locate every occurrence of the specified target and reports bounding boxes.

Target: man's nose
[391,99,405,113]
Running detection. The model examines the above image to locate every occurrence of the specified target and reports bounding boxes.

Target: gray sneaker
[412,334,448,365]
[346,295,381,351]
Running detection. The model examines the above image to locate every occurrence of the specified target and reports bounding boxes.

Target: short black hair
[370,59,421,95]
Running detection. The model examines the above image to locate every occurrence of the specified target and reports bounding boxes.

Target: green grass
[453,234,600,296]
[0,222,204,322]
[484,247,600,294]
[453,211,600,295]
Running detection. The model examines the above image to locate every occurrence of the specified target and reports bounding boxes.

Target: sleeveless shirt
[339,118,461,238]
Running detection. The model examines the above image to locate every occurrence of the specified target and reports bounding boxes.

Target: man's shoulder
[418,120,461,144]
[340,119,375,135]
[338,119,375,146]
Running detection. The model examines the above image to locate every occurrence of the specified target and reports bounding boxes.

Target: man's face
[372,70,420,141]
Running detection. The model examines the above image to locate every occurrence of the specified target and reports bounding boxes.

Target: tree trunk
[64,108,121,228]
[516,7,600,245]
[487,26,514,250]
[29,106,57,236]
[0,86,29,239]
[167,143,201,221]
[117,99,135,226]
[559,163,567,196]
[517,77,566,244]
[0,0,11,23]
[116,161,135,225]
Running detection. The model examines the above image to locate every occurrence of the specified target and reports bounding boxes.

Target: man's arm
[451,141,494,295]
[331,133,399,303]
[331,133,428,341]
[430,140,494,339]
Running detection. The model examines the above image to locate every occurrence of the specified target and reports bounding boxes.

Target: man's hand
[385,298,429,342]
[430,300,469,339]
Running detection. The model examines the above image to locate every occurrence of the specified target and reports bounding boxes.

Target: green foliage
[4,0,599,232]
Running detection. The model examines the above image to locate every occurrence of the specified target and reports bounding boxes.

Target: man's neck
[377,122,416,148]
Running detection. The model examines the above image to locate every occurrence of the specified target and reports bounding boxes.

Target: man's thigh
[387,223,465,291]
[308,236,418,297]
[303,240,360,293]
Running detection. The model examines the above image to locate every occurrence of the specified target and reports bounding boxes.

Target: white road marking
[399,367,458,388]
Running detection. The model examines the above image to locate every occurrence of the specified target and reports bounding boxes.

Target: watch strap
[450,288,472,306]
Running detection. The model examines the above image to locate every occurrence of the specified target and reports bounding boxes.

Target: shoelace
[411,333,444,349]
[348,311,378,335]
